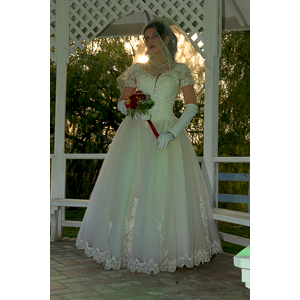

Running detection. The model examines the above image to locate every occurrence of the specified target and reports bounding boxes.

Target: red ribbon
[147,120,159,139]
[146,74,161,139]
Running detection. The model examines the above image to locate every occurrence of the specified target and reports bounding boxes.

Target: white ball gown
[76,63,222,274]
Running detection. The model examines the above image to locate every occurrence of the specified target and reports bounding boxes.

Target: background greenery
[50,31,250,255]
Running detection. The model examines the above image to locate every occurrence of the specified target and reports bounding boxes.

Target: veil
[117,17,204,98]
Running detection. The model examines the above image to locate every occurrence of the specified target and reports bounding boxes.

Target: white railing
[63,153,107,159]
[212,156,250,210]
[212,157,250,163]
[51,153,204,160]
[212,156,250,246]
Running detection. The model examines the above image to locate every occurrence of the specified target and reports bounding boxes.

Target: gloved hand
[117,100,127,115]
[134,111,151,121]
[157,132,174,149]
[158,103,198,149]
[118,100,151,121]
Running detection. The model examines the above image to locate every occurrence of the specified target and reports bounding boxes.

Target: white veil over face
[117,17,204,95]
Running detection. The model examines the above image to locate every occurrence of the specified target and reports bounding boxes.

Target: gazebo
[50,0,250,281]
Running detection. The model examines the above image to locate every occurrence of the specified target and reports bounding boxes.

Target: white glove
[118,100,151,121]
[134,111,151,121]
[157,132,174,149]
[158,103,198,149]
[117,100,127,115]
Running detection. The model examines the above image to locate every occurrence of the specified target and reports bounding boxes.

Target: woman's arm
[181,84,197,105]
[157,84,198,149]
[118,86,136,103]
[117,86,136,115]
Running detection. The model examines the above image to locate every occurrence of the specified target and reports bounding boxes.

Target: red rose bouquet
[125,91,159,139]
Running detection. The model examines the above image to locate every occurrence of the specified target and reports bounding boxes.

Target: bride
[76,17,222,275]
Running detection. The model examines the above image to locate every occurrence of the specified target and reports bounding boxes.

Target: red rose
[125,95,138,109]
[129,96,138,109]
[136,91,146,101]
[125,91,151,111]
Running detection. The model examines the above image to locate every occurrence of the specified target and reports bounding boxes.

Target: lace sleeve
[124,78,137,88]
[178,64,194,89]
[117,64,139,90]
[124,64,140,88]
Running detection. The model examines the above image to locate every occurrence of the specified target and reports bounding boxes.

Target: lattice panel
[69,0,206,58]
[50,0,206,59]
[143,0,205,55]
[50,0,56,61]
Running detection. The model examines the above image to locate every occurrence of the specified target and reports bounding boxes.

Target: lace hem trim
[76,236,222,275]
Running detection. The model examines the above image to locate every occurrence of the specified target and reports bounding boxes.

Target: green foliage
[137,96,155,115]
[50,37,136,199]
[126,92,155,118]
[218,221,250,239]
[64,37,134,154]
[221,241,246,255]
[66,159,103,199]
[174,56,206,156]
[217,31,250,211]
[218,220,250,255]
[217,162,250,212]
[50,59,56,154]
[219,31,250,158]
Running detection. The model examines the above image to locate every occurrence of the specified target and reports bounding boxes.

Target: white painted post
[50,0,69,242]
[214,162,219,208]
[202,0,222,206]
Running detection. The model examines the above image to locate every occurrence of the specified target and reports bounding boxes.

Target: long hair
[143,21,178,60]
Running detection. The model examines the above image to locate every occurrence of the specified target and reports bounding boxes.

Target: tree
[217,30,250,212]
[219,30,250,158]
[50,37,135,199]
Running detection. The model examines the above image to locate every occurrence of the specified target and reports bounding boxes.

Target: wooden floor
[50,238,250,300]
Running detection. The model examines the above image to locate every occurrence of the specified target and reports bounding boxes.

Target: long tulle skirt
[76,117,222,274]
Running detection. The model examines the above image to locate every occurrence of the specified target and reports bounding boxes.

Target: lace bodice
[124,63,194,124]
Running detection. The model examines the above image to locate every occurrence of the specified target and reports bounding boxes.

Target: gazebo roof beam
[235,0,250,25]
[223,0,250,31]
[226,0,247,27]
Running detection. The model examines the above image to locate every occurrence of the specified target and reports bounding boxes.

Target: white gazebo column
[202,0,222,206]
[50,0,69,241]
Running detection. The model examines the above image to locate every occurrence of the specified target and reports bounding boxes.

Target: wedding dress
[76,63,222,274]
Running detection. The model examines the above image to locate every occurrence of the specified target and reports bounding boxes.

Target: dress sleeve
[179,64,194,89]
[124,77,137,88]
[124,64,138,88]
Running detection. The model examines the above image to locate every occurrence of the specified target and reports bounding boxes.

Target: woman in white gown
[76,17,222,275]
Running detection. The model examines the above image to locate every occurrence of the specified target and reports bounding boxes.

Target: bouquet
[125,91,159,139]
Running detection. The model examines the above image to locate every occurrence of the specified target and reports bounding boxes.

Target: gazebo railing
[212,156,250,246]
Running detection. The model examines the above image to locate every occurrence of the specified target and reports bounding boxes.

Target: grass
[218,220,250,255]
[221,241,245,255]
[62,207,85,238]
[62,207,249,255]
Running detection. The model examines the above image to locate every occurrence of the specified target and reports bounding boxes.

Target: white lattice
[143,0,205,54]
[51,0,206,59]
[50,0,56,61]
